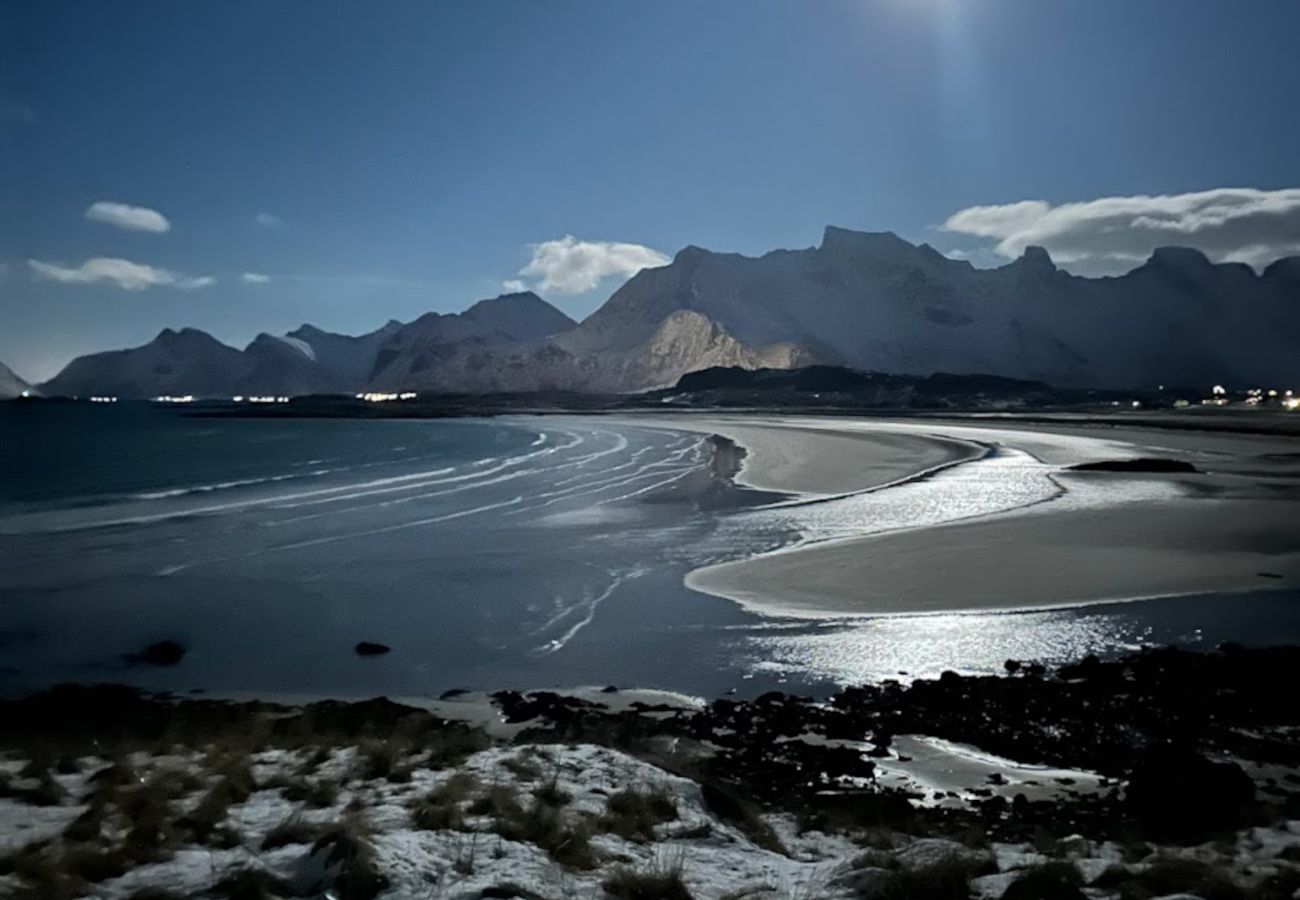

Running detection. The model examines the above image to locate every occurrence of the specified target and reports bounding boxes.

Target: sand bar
[608,414,985,495]
[671,414,1300,618]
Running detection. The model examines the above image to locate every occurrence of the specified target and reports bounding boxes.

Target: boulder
[1125,747,1255,843]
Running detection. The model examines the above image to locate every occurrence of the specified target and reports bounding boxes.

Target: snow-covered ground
[2,740,1298,900]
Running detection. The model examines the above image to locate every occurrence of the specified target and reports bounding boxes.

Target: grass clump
[410,771,479,831]
[500,752,543,781]
[0,843,85,900]
[63,804,106,843]
[603,853,693,900]
[485,787,597,870]
[531,776,571,808]
[309,818,389,900]
[176,757,255,846]
[469,782,526,820]
[599,785,678,842]
[425,725,492,769]
[306,778,339,808]
[60,845,132,883]
[351,739,412,783]
[699,781,785,855]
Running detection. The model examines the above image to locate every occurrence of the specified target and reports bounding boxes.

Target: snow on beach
[3,735,1300,899]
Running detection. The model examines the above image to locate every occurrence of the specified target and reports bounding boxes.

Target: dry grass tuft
[410,771,479,831]
[309,815,389,900]
[599,785,679,842]
[603,852,693,900]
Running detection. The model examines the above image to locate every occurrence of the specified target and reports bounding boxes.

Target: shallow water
[1,403,1296,700]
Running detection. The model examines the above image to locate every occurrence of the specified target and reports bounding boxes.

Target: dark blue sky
[4,0,1299,380]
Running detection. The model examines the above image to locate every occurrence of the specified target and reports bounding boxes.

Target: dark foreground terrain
[2,646,1299,898]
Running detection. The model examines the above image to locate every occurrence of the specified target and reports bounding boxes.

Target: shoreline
[602,413,987,497]
[648,413,1300,620]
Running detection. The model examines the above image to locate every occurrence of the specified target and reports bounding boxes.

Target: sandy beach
[663,412,1300,618]
[609,414,988,495]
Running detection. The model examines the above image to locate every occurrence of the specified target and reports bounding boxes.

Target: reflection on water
[744,589,1300,686]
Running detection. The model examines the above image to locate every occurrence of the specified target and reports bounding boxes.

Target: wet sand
[608,414,985,495]
[673,413,1300,618]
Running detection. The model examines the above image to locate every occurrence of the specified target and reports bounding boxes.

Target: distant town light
[1212,385,1226,396]
[356,391,417,402]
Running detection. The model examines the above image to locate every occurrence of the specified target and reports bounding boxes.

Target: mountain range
[0,360,31,399]
[32,227,1300,398]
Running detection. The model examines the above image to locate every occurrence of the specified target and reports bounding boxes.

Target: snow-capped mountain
[36,227,1300,398]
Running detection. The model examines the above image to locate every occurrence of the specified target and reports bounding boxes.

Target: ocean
[2,402,1297,700]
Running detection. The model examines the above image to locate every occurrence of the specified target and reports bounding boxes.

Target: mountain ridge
[0,360,32,399]
[35,228,1300,398]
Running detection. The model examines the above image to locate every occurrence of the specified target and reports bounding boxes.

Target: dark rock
[601,685,619,694]
[1001,861,1087,900]
[1069,458,1198,474]
[125,640,186,667]
[1126,746,1256,843]
[353,642,391,656]
[439,688,470,700]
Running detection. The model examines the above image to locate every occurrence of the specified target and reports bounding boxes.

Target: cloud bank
[28,258,214,291]
[942,187,1300,275]
[241,272,271,284]
[509,235,669,295]
[85,201,171,234]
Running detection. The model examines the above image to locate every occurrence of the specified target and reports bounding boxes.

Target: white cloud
[508,235,670,295]
[28,258,215,291]
[241,272,271,284]
[255,212,286,229]
[501,279,527,293]
[85,201,171,234]
[942,187,1300,275]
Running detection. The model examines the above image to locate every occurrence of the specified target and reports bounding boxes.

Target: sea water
[2,402,1296,699]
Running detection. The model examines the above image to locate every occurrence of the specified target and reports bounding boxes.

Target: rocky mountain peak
[1262,256,1300,282]
[1013,245,1058,275]
[1148,246,1214,270]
